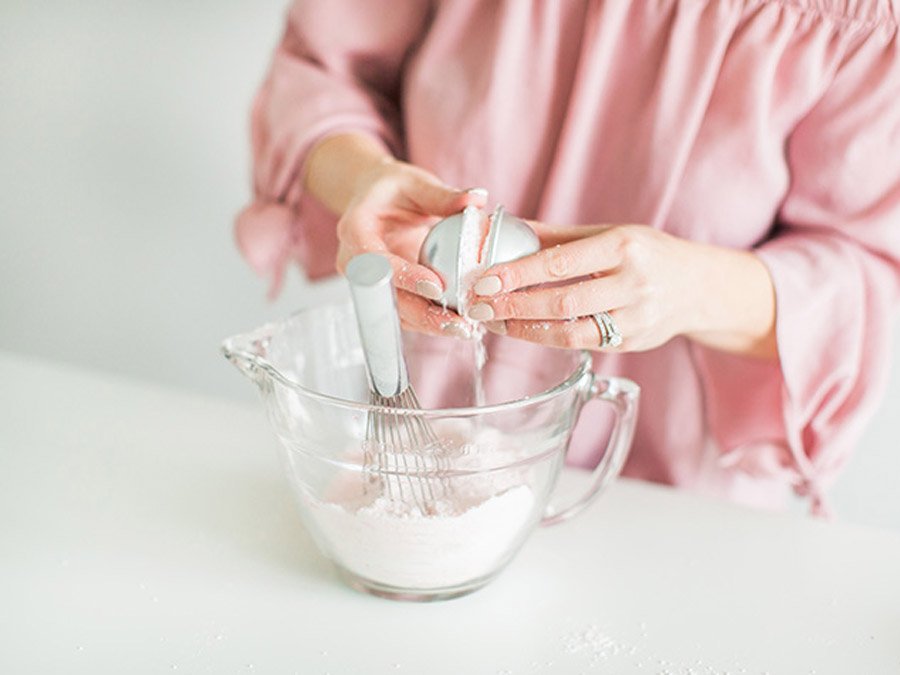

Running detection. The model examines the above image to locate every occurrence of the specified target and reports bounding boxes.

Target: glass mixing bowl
[223,302,638,601]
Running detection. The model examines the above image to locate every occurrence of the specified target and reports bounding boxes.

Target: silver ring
[591,312,623,349]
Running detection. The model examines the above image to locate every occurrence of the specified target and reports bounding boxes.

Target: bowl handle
[541,375,640,526]
[221,323,276,388]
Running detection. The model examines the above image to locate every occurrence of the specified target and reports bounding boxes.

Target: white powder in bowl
[301,424,541,590]
[306,483,535,589]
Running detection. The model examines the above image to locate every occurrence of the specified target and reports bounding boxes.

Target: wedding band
[591,312,623,349]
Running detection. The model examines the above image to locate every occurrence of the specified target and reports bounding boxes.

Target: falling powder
[454,204,490,406]
[455,205,486,317]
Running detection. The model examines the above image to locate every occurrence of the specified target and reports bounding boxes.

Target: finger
[467,275,631,321]
[337,244,445,301]
[396,290,474,339]
[472,228,628,295]
[526,220,612,248]
[403,173,489,217]
[400,317,442,337]
[489,312,627,352]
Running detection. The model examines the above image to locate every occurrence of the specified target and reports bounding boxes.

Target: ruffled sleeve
[234,0,431,297]
[693,19,900,515]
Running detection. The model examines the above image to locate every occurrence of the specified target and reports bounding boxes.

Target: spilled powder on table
[560,620,758,674]
[562,624,628,666]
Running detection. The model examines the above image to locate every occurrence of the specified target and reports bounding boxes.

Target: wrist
[683,243,777,358]
[350,154,400,203]
[304,132,395,215]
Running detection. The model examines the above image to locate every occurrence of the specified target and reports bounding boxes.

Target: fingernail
[467,303,494,321]
[464,187,489,199]
[484,320,507,335]
[416,280,443,301]
[473,275,502,296]
[441,322,472,339]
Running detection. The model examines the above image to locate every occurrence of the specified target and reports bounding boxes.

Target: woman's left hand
[466,223,778,357]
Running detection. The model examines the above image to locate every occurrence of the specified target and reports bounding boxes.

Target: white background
[1,0,897,529]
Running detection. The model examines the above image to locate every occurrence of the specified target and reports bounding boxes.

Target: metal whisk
[345,253,449,513]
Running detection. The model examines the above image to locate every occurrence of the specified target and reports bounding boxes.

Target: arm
[235,0,487,326]
[304,130,489,334]
[692,21,900,513]
[234,0,430,297]
[680,244,776,359]
[469,21,900,513]
[470,222,778,358]
[302,133,394,216]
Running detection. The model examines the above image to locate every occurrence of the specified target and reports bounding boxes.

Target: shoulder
[754,0,897,30]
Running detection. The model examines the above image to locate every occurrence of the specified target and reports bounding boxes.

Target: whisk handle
[345,253,409,398]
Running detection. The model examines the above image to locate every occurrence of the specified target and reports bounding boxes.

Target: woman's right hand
[331,153,487,337]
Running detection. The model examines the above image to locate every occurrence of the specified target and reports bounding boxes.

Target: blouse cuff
[235,119,395,298]
[691,231,896,516]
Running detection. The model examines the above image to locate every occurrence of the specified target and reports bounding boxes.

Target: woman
[235,0,900,515]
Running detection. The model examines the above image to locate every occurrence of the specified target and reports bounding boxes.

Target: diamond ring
[591,312,623,349]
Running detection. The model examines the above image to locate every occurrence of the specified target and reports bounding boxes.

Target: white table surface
[2,351,899,675]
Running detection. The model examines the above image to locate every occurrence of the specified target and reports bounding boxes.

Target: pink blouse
[235,0,900,515]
